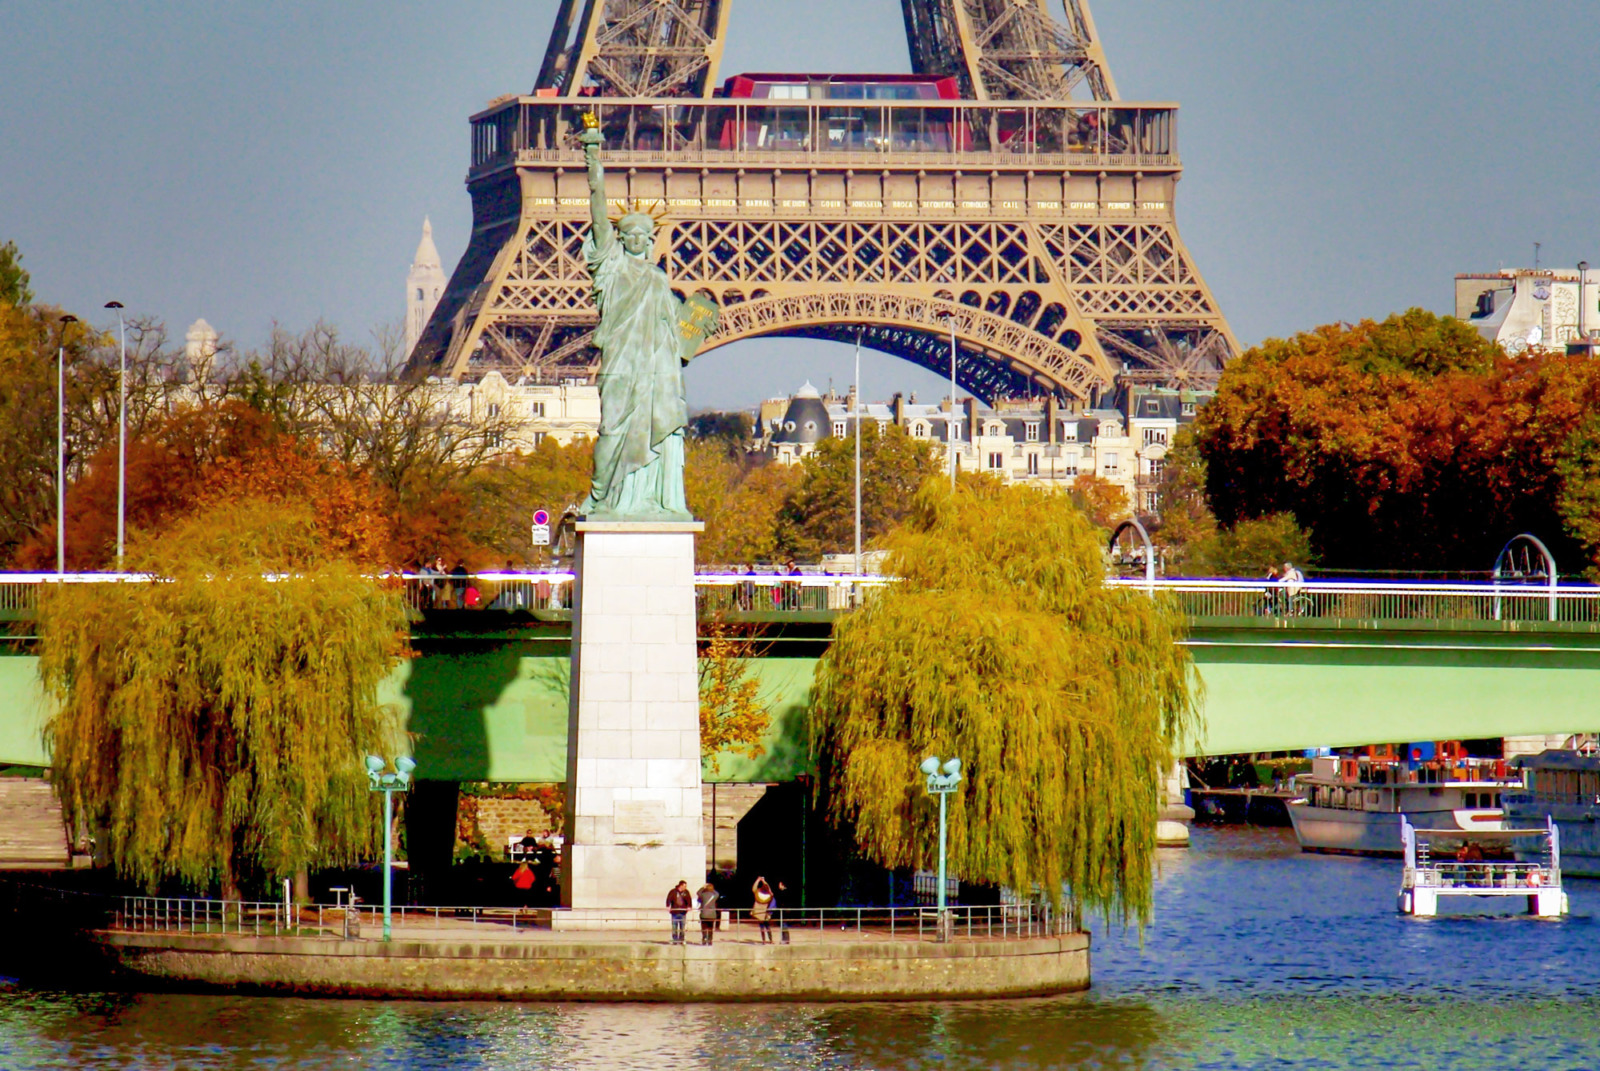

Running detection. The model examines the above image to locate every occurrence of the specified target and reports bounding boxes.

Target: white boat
[1287,755,1516,856]
[1398,818,1567,918]
[1502,750,1600,878]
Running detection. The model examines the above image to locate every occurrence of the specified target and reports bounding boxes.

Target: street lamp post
[948,312,958,490]
[919,755,962,940]
[104,302,126,569]
[853,326,863,576]
[365,754,416,941]
[56,315,78,575]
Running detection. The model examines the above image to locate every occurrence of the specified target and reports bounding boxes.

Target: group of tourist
[666,876,786,945]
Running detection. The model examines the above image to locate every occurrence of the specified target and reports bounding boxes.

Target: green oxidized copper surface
[576,123,717,521]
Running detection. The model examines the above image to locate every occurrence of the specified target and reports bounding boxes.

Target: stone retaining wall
[97,931,1089,1002]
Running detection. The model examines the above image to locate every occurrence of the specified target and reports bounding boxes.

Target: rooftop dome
[771,384,832,446]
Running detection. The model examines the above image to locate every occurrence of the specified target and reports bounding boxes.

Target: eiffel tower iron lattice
[410,0,1236,400]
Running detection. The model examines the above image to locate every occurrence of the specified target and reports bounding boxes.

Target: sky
[4,2,1598,410]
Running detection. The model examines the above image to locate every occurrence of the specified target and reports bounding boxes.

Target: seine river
[5,827,1600,1069]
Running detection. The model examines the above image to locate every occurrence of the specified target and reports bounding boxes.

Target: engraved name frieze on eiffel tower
[409,0,1237,400]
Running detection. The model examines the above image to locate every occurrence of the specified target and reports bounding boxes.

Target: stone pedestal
[561,521,707,916]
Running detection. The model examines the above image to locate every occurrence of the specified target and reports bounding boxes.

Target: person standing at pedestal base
[696,881,720,946]
[666,881,691,945]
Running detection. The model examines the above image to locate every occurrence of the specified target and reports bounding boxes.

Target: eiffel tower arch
[409,1,1237,400]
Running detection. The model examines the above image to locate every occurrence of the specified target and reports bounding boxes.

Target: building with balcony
[756,382,1206,517]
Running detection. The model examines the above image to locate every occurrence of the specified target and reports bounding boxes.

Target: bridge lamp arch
[1492,533,1559,623]
[1108,517,1156,592]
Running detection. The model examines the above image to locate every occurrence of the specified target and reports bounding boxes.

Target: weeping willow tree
[812,480,1200,925]
[37,499,409,896]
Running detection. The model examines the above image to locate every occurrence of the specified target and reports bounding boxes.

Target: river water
[4,827,1599,1070]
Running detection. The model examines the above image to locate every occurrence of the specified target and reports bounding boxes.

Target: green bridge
[4,577,1599,778]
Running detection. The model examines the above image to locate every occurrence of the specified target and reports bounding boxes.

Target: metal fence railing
[0,572,890,619]
[7,573,1596,626]
[111,897,1064,943]
[1408,862,1557,890]
[1105,577,1600,625]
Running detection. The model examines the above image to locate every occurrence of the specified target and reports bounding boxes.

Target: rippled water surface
[6,827,1600,1070]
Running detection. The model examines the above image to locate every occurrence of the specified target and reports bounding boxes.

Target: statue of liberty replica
[576,114,717,520]
[560,115,719,917]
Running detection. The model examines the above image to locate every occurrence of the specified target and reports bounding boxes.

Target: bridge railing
[0,573,890,620]
[1105,577,1599,624]
[6,574,1595,626]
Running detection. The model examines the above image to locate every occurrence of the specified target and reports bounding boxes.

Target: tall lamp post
[1580,262,1590,343]
[948,312,958,490]
[56,315,78,575]
[365,754,416,941]
[853,326,863,575]
[919,755,962,939]
[104,302,126,569]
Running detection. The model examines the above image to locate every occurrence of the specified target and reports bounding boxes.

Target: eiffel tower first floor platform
[411,98,1237,402]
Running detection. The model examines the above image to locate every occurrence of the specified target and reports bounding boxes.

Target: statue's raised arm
[579,113,613,251]
[574,112,696,522]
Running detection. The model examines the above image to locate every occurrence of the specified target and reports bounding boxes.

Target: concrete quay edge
[92,930,1090,1002]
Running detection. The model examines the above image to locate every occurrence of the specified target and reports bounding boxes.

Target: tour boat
[1287,754,1516,856]
[1502,750,1600,878]
[1397,818,1567,918]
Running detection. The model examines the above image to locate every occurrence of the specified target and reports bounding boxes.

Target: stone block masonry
[95,930,1091,1002]
[563,522,708,912]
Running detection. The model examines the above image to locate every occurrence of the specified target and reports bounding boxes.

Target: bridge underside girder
[7,624,1600,774]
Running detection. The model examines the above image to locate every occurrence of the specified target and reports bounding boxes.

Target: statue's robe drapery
[579,226,692,520]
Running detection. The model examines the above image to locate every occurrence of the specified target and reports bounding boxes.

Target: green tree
[463,437,595,562]
[776,421,937,558]
[1150,429,1216,573]
[0,240,32,307]
[38,499,408,895]
[687,443,799,565]
[811,480,1199,924]
[1189,513,1317,577]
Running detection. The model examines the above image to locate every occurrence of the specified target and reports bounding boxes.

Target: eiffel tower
[409,0,1236,401]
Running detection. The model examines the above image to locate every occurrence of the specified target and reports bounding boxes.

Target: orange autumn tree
[1195,309,1600,573]
[17,401,401,571]
[697,616,773,776]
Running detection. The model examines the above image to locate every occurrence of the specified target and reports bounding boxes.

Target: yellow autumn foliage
[812,479,1199,925]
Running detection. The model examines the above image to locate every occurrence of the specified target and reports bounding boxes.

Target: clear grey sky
[5,2,1597,409]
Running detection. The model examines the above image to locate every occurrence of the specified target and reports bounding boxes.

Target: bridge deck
[5,576,1598,773]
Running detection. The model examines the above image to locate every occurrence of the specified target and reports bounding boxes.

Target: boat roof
[1509,749,1600,771]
